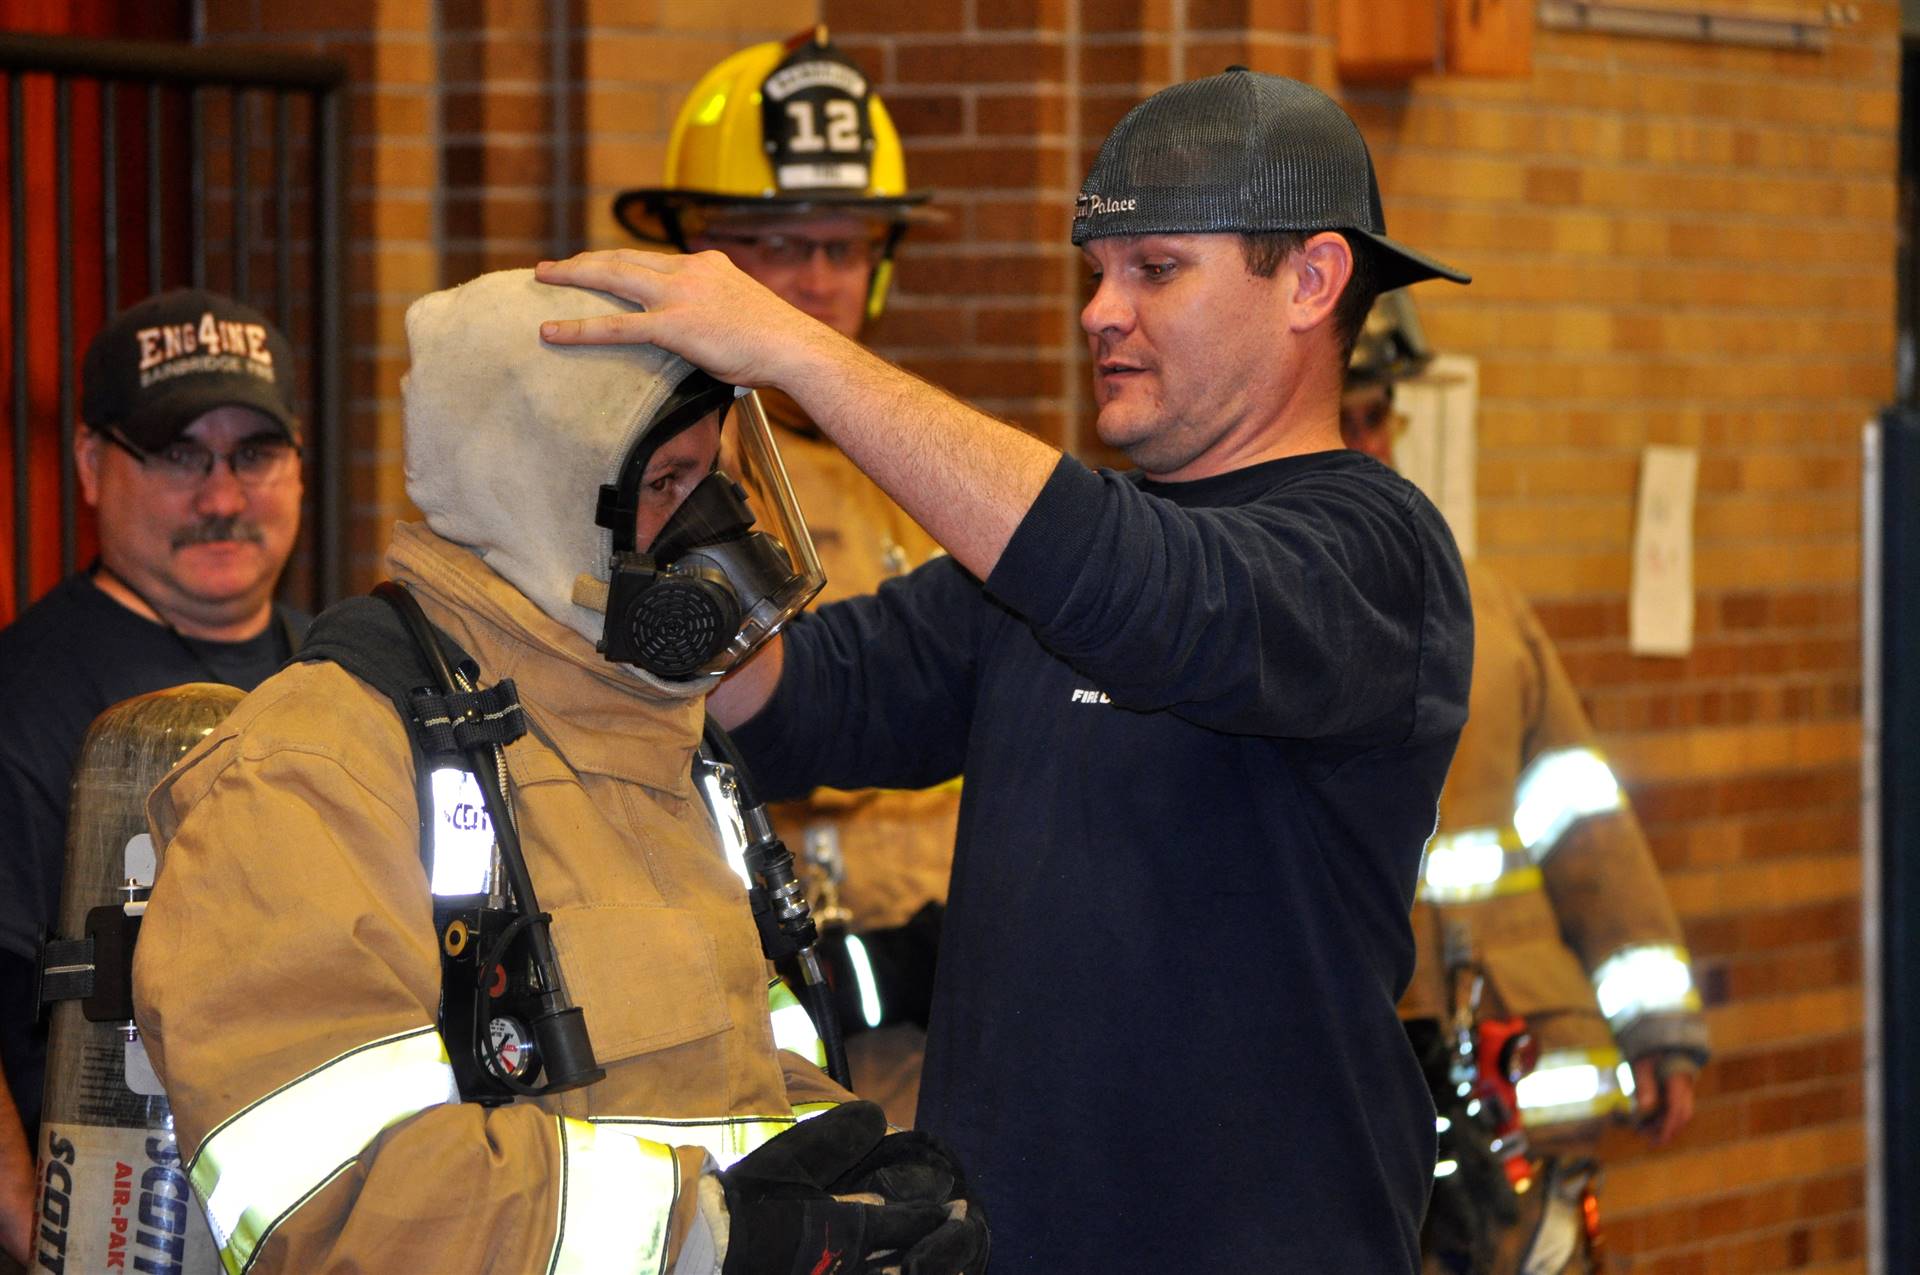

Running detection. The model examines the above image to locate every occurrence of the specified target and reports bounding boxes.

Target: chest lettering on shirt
[1069,687,1112,705]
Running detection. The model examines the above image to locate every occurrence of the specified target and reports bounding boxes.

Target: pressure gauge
[486,1016,540,1083]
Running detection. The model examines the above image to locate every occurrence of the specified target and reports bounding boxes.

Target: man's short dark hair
[1240,231,1381,362]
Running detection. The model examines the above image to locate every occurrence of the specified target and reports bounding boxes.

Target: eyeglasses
[703,231,886,272]
[105,430,301,490]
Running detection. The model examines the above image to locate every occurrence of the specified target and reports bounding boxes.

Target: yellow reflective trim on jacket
[768,977,827,1068]
[591,1102,837,1171]
[189,1026,459,1275]
[1514,1046,1634,1128]
[549,1118,677,1275]
[1418,826,1541,903]
[1592,943,1701,1028]
[1514,747,1623,858]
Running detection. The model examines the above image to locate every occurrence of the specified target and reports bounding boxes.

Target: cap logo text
[1075,193,1138,219]
[134,311,276,388]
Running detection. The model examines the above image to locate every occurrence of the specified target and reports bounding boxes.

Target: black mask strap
[595,369,736,554]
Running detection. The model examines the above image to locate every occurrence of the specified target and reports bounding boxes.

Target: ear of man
[74,425,107,508]
[1285,231,1355,339]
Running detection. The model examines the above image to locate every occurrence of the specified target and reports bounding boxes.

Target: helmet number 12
[785,100,861,155]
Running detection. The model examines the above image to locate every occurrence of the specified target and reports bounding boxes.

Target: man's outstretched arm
[535,250,1060,582]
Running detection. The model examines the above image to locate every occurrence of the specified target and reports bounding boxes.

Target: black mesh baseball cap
[1071,67,1469,292]
[81,289,299,451]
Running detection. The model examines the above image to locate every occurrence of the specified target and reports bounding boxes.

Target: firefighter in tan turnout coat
[129,270,987,1275]
[1342,295,1710,1274]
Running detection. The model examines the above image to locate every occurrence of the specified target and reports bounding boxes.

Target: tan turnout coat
[132,523,846,1273]
[1401,561,1707,1136]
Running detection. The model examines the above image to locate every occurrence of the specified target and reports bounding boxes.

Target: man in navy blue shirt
[541,70,1474,1274]
[0,291,307,1266]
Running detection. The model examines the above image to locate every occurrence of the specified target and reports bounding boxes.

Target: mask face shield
[595,377,824,681]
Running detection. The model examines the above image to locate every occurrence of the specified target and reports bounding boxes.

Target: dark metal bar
[190,85,204,289]
[101,79,117,316]
[0,33,345,89]
[146,81,162,294]
[1882,408,1920,1275]
[56,75,75,575]
[315,84,345,606]
[11,75,30,614]
[273,90,291,334]
[548,0,572,260]
[231,87,250,298]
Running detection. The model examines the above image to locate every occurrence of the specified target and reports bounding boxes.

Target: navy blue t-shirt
[736,450,1472,1273]
[0,571,304,1137]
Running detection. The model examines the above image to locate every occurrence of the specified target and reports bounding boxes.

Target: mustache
[172,515,265,550]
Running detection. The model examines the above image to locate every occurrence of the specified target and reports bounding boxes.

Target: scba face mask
[594,373,824,680]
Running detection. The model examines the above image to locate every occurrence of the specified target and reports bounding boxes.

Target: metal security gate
[0,32,346,621]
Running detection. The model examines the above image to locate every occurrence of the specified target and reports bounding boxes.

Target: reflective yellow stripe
[1419,826,1541,903]
[1514,747,1624,857]
[1514,1047,1635,1127]
[768,978,827,1068]
[1592,943,1701,1028]
[590,1103,837,1171]
[189,1026,459,1275]
[549,1119,677,1275]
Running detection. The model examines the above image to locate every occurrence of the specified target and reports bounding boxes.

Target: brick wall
[187,0,1890,1267]
[829,1,1890,1271]
[197,0,811,586]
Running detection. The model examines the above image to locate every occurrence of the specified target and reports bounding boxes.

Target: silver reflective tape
[429,766,494,896]
[843,934,885,1030]
[549,1119,676,1275]
[1514,1048,1633,1126]
[589,1103,836,1172]
[768,979,826,1069]
[1592,943,1701,1026]
[694,760,753,887]
[1420,826,1538,902]
[191,1027,458,1273]
[1514,748,1623,857]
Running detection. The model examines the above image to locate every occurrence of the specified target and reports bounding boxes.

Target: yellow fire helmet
[612,28,937,320]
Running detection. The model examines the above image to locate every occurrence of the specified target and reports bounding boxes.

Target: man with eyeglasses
[0,289,307,1266]
[614,29,954,1127]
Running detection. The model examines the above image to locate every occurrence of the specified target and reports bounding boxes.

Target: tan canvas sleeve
[132,672,700,1274]
[1508,581,1710,1066]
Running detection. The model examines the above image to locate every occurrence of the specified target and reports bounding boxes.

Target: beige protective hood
[402,267,703,696]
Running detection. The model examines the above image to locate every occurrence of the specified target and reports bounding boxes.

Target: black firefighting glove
[720,1100,989,1275]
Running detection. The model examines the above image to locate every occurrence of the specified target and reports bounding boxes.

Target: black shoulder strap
[295,588,529,869]
[296,593,466,720]
[298,587,531,756]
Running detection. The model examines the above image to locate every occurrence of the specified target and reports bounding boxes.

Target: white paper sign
[1630,445,1698,656]
[1392,354,1479,559]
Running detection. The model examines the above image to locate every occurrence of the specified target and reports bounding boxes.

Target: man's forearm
[535,250,1061,580]
[774,332,1059,579]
